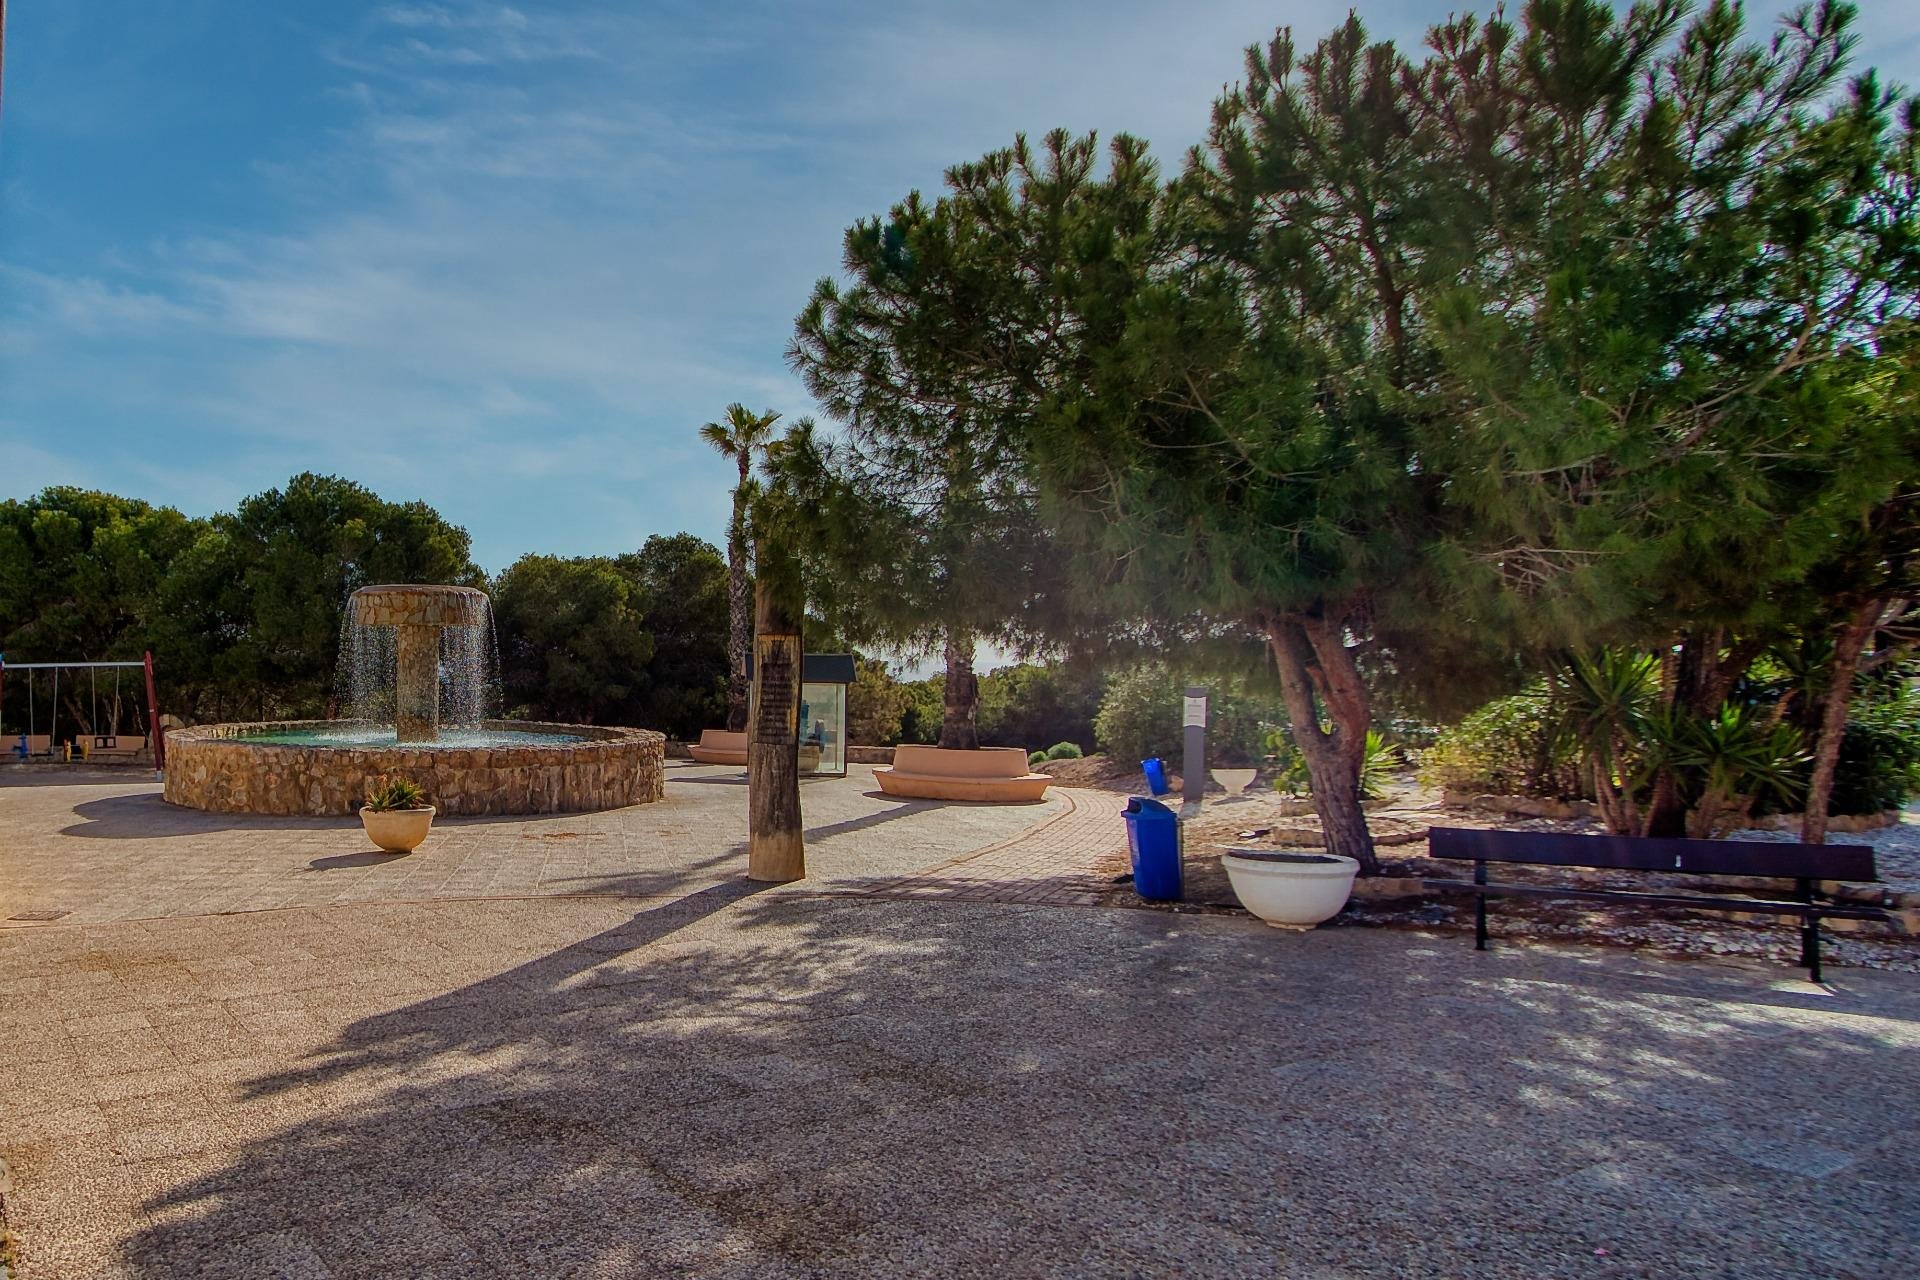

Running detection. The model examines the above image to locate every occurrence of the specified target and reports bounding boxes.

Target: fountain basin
[162,719,664,816]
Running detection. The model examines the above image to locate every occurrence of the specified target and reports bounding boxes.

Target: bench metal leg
[1802,914,1822,983]
[1474,861,1489,951]
[1795,879,1823,983]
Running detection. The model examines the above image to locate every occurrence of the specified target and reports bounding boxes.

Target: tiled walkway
[0,765,1110,928]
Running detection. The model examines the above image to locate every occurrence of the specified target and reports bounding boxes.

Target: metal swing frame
[0,652,166,770]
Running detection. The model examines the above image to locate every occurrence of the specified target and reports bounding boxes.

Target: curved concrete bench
[687,729,748,766]
[875,745,1053,803]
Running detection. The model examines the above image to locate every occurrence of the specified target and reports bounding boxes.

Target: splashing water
[332,587,502,741]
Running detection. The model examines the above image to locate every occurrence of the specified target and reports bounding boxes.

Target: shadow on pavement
[98,891,1920,1278]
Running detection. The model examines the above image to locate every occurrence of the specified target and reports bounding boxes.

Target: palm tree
[700,403,782,731]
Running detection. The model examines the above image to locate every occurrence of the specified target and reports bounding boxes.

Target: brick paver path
[849,787,1127,905]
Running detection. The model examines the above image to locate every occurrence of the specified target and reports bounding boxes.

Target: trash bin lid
[1127,796,1177,819]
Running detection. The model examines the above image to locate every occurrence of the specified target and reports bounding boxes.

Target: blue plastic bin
[1123,796,1183,901]
[1141,757,1170,796]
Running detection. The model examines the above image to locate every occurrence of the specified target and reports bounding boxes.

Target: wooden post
[747,575,805,882]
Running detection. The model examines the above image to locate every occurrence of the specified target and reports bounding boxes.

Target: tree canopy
[792,0,1920,865]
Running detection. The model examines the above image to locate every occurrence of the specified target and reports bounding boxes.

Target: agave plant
[364,776,430,812]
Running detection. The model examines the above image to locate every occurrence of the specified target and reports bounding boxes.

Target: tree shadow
[72,898,1920,1278]
[0,767,162,789]
[59,791,579,839]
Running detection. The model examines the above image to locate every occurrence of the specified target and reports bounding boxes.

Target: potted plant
[1220,849,1360,930]
[359,776,435,853]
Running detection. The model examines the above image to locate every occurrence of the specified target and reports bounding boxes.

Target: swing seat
[21,734,52,759]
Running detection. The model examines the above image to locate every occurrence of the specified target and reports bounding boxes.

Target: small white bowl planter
[1210,768,1258,796]
[1220,850,1359,930]
[360,805,435,854]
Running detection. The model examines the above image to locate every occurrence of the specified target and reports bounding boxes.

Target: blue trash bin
[1123,796,1183,901]
[1141,757,1170,796]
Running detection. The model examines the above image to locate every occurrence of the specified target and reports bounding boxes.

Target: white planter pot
[359,805,436,854]
[1220,851,1359,930]
[1210,768,1258,796]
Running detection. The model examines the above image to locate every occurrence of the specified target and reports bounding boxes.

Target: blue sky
[3,1,1918,575]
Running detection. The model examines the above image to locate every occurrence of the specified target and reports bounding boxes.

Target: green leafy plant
[364,777,430,812]
[1268,725,1397,800]
[1550,651,1661,834]
[1640,704,1808,838]
[1028,750,1048,768]
[1420,687,1575,797]
[1831,688,1920,814]
[1044,741,1083,761]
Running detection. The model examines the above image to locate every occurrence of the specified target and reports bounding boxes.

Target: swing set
[0,651,166,771]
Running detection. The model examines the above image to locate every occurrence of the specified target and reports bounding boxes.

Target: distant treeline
[0,474,730,740]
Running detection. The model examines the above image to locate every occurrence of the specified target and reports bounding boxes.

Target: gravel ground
[1097,783,1920,972]
[4,894,1917,1278]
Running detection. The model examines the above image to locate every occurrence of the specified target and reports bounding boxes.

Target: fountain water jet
[343,584,493,743]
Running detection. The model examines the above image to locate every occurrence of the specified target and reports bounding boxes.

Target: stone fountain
[346,584,490,743]
[161,582,665,816]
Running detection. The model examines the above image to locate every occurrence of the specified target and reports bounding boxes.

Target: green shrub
[1830,689,1920,814]
[848,658,911,745]
[1029,750,1049,767]
[1044,741,1083,760]
[1420,687,1575,797]
[977,664,1106,753]
[1094,665,1278,766]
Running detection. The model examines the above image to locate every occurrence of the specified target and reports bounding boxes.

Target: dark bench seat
[1423,827,1890,981]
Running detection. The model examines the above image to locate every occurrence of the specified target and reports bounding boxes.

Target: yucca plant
[1650,704,1809,838]
[1551,650,1660,835]
[1267,726,1397,800]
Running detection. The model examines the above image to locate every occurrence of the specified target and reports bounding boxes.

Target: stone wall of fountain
[162,719,663,816]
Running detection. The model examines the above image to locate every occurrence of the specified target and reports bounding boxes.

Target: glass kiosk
[797,654,854,777]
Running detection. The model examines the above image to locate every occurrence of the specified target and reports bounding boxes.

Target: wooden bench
[1424,827,1890,981]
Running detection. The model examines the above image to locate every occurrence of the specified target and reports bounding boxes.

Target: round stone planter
[1221,850,1360,930]
[361,805,435,853]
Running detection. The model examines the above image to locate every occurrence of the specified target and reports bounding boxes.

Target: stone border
[162,719,664,816]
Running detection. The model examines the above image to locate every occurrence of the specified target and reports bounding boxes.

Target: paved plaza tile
[3,895,1916,1278]
[4,766,1917,1278]
[1,764,1100,927]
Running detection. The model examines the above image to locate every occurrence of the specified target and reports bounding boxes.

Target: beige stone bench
[875,745,1053,803]
[687,729,749,766]
[81,735,148,763]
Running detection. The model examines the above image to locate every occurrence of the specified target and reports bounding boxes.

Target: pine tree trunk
[1266,615,1379,875]
[747,570,805,882]
[939,631,979,750]
[1802,600,1879,844]
[723,482,752,734]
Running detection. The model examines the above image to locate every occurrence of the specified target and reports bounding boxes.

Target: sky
[3,0,1918,577]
